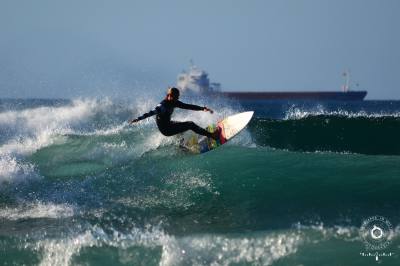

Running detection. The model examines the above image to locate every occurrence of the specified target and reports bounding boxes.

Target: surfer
[129,87,220,139]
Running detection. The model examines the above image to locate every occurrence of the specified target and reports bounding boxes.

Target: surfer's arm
[129,105,162,123]
[203,106,214,114]
[176,101,213,113]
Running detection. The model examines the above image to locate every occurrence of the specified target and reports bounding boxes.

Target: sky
[0,0,399,99]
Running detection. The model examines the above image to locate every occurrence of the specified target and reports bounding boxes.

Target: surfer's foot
[210,128,220,140]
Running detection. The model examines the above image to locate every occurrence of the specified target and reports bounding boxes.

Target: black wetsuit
[135,100,213,137]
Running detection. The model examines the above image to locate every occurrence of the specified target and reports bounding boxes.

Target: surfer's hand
[204,107,214,114]
[129,118,139,124]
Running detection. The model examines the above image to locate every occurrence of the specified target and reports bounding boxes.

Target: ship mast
[342,70,350,92]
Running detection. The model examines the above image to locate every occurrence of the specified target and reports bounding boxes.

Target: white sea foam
[27,222,400,266]
[0,99,101,135]
[32,225,167,266]
[293,222,363,243]
[0,154,37,183]
[116,170,218,210]
[162,232,302,266]
[285,106,400,120]
[31,225,302,266]
[0,98,113,183]
[86,122,128,136]
[0,201,74,220]
[0,98,119,151]
[35,229,98,266]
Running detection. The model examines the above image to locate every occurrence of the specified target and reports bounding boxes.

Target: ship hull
[219,91,367,101]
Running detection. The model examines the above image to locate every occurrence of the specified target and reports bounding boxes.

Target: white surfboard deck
[180,111,254,154]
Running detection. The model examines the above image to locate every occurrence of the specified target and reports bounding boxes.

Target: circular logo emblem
[360,216,393,250]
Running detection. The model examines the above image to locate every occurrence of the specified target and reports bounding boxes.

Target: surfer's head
[166,87,180,101]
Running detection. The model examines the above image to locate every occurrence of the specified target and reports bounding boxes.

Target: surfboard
[180,111,254,154]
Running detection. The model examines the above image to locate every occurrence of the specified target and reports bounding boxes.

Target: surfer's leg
[168,121,213,138]
[180,121,221,140]
[158,121,219,139]
[186,121,213,137]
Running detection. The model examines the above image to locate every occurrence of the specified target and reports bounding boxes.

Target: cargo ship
[176,65,367,101]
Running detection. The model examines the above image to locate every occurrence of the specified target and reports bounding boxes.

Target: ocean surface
[0,97,399,265]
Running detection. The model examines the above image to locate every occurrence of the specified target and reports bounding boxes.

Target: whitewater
[0,97,399,265]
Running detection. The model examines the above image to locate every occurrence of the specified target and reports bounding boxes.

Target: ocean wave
[249,115,400,155]
[0,98,130,183]
[0,96,252,183]
[1,98,399,265]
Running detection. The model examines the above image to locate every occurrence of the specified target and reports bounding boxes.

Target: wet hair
[167,87,180,97]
